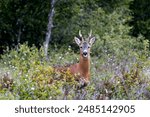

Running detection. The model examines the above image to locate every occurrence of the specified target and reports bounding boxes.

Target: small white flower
[31,87,35,90]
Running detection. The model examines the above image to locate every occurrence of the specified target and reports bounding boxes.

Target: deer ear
[74,37,81,46]
[89,37,96,45]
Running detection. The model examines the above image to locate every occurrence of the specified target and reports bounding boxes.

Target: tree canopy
[1,0,150,54]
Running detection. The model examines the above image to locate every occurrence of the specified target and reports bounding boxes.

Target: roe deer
[55,30,96,88]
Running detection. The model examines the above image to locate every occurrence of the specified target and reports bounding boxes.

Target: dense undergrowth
[0,43,150,100]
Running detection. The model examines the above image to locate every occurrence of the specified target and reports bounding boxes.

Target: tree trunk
[15,18,22,50]
[44,0,56,59]
[17,25,21,50]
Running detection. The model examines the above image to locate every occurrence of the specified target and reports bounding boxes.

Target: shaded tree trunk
[17,25,21,50]
[44,0,56,59]
[15,18,22,51]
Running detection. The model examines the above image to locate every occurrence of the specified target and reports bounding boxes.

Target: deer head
[74,30,96,58]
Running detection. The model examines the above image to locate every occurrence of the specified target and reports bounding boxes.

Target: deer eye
[88,46,90,48]
[80,47,82,48]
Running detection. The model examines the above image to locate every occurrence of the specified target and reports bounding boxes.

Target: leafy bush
[0,44,78,100]
[0,43,150,100]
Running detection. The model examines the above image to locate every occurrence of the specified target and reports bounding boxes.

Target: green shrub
[0,44,78,99]
[0,43,150,100]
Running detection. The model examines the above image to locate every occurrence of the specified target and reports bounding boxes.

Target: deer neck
[79,54,90,75]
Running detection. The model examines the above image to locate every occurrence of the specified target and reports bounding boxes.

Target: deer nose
[83,50,88,56]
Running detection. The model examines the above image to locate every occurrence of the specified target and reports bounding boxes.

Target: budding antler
[79,30,84,41]
[88,30,92,38]
[79,30,82,37]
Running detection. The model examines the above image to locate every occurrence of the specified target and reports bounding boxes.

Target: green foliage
[0,0,50,53]
[130,0,150,41]
[0,44,78,99]
[1,0,148,53]
[0,43,150,100]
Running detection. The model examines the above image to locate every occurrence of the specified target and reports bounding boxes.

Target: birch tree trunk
[44,0,56,59]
